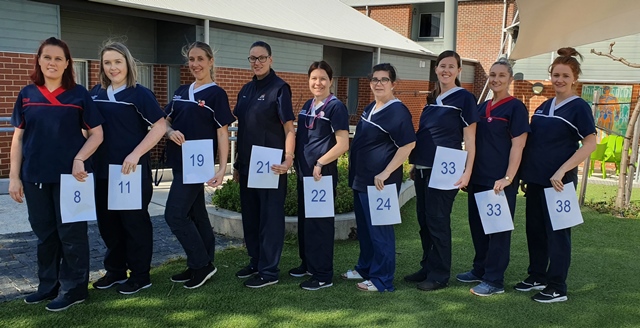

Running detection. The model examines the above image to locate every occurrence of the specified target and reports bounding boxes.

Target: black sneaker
[531,287,568,303]
[93,272,128,290]
[117,279,152,295]
[404,270,428,283]
[45,295,85,312]
[24,291,57,304]
[300,279,333,291]
[171,268,193,283]
[184,264,217,289]
[236,266,258,279]
[244,276,279,288]
[514,276,546,292]
[417,280,448,291]
[288,266,311,278]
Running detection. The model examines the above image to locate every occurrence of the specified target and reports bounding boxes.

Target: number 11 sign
[108,164,142,210]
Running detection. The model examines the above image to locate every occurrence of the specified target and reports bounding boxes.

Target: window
[419,13,444,38]
[73,60,88,88]
[137,64,153,90]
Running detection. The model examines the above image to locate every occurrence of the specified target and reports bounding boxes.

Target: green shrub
[212,154,410,215]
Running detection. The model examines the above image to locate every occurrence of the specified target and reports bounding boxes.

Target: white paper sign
[108,164,142,210]
[247,145,283,189]
[544,183,584,231]
[60,173,97,224]
[474,190,514,234]
[182,139,215,184]
[303,176,334,218]
[367,185,401,226]
[428,146,468,190]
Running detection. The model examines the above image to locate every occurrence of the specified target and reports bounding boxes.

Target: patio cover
[510,0,640,60]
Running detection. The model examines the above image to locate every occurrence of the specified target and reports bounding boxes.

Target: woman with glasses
[233,41,295,288]
[406,50,478,292]
[288,61,349,290]
[343,63,416,292]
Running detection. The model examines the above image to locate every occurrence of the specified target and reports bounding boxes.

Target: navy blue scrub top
[165,82,236,171]
[90,84,165,180]
[294,95,349,183]
[233,69,295,175]
[349,99,416,193]
[471,97,530,186]
[410,87,479,167]
[11,84,104,183]
[521,96,596,187]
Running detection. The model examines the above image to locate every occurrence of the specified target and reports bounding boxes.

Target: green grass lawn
[1,188,639,327]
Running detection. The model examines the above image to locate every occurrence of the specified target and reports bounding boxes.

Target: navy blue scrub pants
[414,168,459,284]
[164,170,216,270]
[95,178,153,283]
[467,183,516,289]
[239,173,286,280]
[525,183,572,294]
[23,182,89,300]
[295,179,335,283]
[353,188,397,292]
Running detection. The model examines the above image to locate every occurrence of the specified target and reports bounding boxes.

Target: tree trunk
[616,98,640,209]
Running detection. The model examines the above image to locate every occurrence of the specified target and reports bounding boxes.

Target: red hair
[30,37,76,90]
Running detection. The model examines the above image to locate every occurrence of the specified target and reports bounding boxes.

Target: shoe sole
[93,279,128,290]
[514,285,546,292]
[170,277,191,283]
[301,283,333,291]
[533,295,568,303]
[45,299,85,312]
[24,295,56,305]
[118,283,152,295]
[457,277,482,283]
[184,267,217,289]
[245,280,279,288]
[417,284,447,292]
[236,272,258,279]
[470,288,505,297]
[289,272,311,278]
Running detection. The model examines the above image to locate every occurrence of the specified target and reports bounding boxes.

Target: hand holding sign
[428,146,468,190]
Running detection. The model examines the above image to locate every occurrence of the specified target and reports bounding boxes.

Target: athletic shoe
[531,287,568,303]
[93,272,128,289]
[45,296,85,312]
[117,279,152,295]
[184,264,217,289]
[470,282,505,296]
[514,276,546,292]
[456,271,482,283]
[24,291,57,304]
[403,270,428,283]
[417,280,448,291]
[244,276,279,288]
[288,266,311,278]
[170,268,193,283]
[236,266,258,279]
[300,279,333,291]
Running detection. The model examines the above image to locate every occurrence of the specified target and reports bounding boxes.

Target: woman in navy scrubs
[345,63,416,292]
[516,47,596,303]
[289,61,349,290]
[164,41,235,289]
[456,59,529,296]
[9,37,104,311]
[90,42,166,295]
[407,50,478,291]
[233,41,296,288]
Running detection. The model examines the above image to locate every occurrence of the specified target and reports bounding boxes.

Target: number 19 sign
[428,146,468,190]
[367,184,401,226]
[544,183,583,231]
[182,139,215,184]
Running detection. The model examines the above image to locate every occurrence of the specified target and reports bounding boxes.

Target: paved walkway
[0,179,242,303]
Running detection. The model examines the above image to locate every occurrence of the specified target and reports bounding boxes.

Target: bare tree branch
[591,42,640,68]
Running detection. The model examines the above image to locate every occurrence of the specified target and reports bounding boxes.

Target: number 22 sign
[303,176,334,218]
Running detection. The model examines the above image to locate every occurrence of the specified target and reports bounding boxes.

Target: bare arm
[73,126,104,182]
[166,117,185,145]
[313,130,349,180]
[550,133,597,191]
[455,123,476,189]
[494,133,527,193]
[8,129,24,203]
[272,120,296,174]
[208,125,230,188]
[122,118,167,174]
[373,141,416,191]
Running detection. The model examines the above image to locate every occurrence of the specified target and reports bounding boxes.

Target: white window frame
[137,64,154,91]
[73,60,89,89]
[418,12,444,39]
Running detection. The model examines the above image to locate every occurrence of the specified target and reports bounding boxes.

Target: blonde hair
[98,41,138,89]
[182,41,215,81]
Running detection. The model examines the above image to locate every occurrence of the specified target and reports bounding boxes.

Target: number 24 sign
[367,185,401,226]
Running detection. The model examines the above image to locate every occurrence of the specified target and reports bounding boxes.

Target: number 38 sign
[544,183,584,231]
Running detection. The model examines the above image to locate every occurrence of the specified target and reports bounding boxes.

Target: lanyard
[306,94,334,129]
[485,96,514,122]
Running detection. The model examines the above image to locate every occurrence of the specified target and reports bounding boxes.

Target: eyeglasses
[247,56,270,63]
[370,77,391,85]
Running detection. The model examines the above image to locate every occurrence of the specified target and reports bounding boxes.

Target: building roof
[90,0,435,56]
[340,0,469,6]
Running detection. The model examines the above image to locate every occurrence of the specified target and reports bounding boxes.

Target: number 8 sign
[544,183,584,231]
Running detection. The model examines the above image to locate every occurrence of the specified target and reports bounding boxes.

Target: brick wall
[354,5,413,39]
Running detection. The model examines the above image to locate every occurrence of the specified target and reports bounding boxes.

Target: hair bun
[557,47,583,61]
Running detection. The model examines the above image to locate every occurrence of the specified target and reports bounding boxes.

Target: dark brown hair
[428,50,462,104]
[549,47,583,79]
[308,61,334,80]
[30,37,76,90]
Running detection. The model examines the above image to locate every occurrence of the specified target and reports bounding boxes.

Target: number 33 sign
[428,146,468,190]
[544,183,583,230]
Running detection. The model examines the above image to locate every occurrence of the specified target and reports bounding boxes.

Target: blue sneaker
[470,282,505,296]
[456,271,482,283]
[45,295,86,312]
